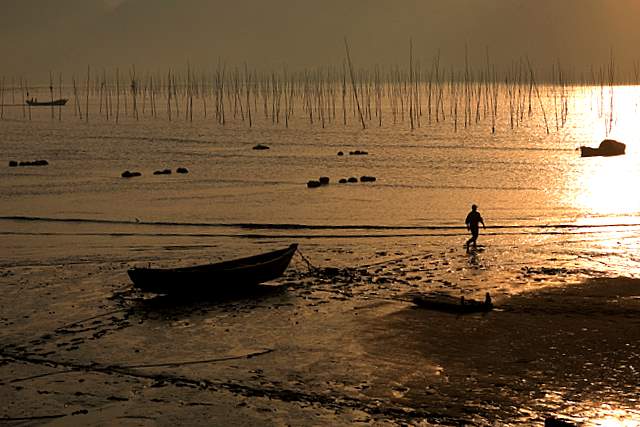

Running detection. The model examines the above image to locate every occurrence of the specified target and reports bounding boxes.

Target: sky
[2,0,640,81]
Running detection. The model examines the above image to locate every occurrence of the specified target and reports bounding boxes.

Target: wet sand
[1,245,640,426]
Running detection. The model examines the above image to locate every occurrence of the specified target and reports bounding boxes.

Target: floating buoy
[319,176,330,185]
[337,151,344,156]
[347,177,358,183]
[153,169,172,175]
[349,150,368,156]
[253,144,270,150]
[9,161,17,167]
[176,167,189,174]
[307,180,321,188]
[360,176,376,182]
[338,178,347,184]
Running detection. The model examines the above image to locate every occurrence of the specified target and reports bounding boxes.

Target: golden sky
[2,0,640,79]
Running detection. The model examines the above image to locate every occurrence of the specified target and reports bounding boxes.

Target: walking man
[465,204,485,252]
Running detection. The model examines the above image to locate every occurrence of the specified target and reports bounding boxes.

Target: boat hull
[412,294,493,314]
[128,244,298,294]
[25,98,68,106]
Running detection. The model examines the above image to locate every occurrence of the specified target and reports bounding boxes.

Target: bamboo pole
[104,70,110,121]
[131,66,139,121]
[116,68,120,123]
[607,50,615,136]
[85,65,90,123]
[72,76,82,119]
[526,57,549,134]
[26,79,31,120]
[151,74,156,118]
[344,38,366,130]
[0,76,4,120]
[167,69,172,121]
[409,39,414,131]
[49,71,54,120]
[245,63,252,127]
[58,73,63,121]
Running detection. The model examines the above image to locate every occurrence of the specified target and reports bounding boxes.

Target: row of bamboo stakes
[0,47,624,135]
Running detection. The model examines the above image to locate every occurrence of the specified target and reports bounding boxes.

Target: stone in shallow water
[579,139,625,157]
[544,417,577,427]
[121,170,142,178]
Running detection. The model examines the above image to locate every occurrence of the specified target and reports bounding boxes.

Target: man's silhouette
[465,204,485,252]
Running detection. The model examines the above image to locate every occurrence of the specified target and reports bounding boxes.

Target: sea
[2,84,640,276]
[1,83,640,425]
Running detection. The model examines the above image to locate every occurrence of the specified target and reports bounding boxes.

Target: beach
[1,233,640,425]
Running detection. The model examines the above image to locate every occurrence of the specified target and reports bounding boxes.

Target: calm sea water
[2,84,640,276]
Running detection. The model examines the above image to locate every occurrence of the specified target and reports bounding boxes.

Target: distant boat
[25,98,68,107]
[579,139,625,157]
[128,243,298,294]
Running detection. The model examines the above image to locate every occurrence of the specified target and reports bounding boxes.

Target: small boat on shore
[412,292,493,314]
[128,243,298,294]
[25,98,68,107]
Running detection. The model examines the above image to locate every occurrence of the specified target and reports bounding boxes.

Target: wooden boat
[128,243,298,294]
[579,139,625,157]
[412,292,493,314]
[25,98,68,106]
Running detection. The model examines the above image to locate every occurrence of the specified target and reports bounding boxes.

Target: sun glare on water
[572,156,639,221]
[564,85,640,225]
[577,401,640,426]
[592,413,640,427]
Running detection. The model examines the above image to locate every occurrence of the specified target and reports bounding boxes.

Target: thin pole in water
[58,72,62,121]
[0,76,4,120]
[344,37,366,130]
[49,71,54,120]
[86,65,90,123]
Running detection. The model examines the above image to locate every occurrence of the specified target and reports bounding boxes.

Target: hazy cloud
[103,0,128,10]
[1,0,639,80]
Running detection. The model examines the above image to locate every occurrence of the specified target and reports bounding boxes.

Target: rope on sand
[54,308,128,333]
[8,368,75,384]
[295,248,318,272]
[2,348,275,383]
[0,414,68,422]
[118,348,274,369]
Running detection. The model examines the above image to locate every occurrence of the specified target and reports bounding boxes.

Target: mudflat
[2,246,639,426]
